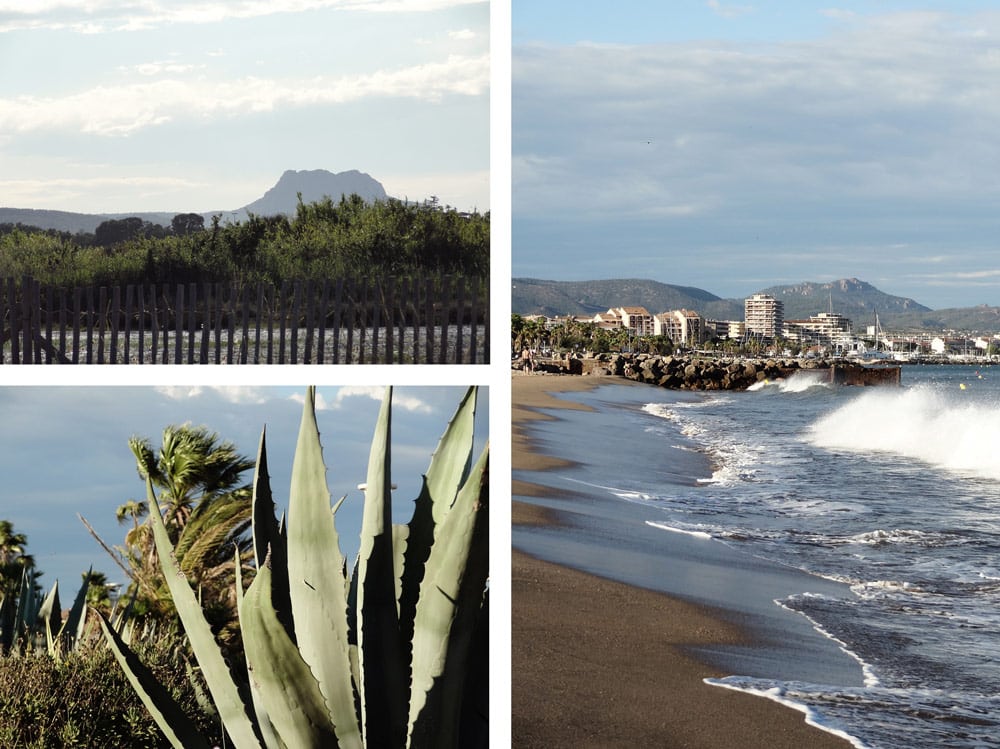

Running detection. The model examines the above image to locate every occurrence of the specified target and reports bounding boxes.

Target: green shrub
[0,636,222,749]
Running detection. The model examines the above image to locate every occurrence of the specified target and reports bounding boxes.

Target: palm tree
[84,424,255,647]
[0,520,34,599]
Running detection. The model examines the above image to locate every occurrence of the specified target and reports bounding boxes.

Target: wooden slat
[123,285,134,365]
[265,282,275,365]
[345,279,355,364]
[303,280,315,365]
[425,276,435,365]
[187,283,197,364]
[240,287,250,364]
[332,279,344,364]
[317,280,330,364]
[138,286,146,364]
[226,283,236,365]
[200,282,211,364]
[438,276,450,364]
[364,279,368,364]
[455,276,465,364]
[174,285,184,364]
[110,286,121,364]
[214,282,224,364]
[254,283,264,364]
[371,279,381,364]
[411,275,420,364]
[278,280,289,364]
[45,285,54,363]
[290,281,301,364]
[151,285,160,365]
[468,277,478,365]
[58,288,68,364]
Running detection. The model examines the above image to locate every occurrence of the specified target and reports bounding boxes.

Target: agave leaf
[146,477,263,749]
[63,566,92,650]
[37,580,61,646]
[407,446,489,747]
[356,387,408,747]
[251,429,293,641]
[399,387,477,645]
[391,524,409,616]
[286,386,362,749]
[97,609,213,749]
[242,558,338,747]
[236,547,284,749]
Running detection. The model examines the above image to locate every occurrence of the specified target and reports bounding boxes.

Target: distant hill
[761,278,930,321]
[0,169,391,233]
[235,169,388,219]
[513,277,1000,331]
[0,208,178,234]
[512,278,743,320]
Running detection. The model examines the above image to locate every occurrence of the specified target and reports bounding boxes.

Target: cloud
[154,386,272,404]
[706,0,754,20]
[289,386,432,414]
[0,0,486,34]
[513,11,1000,307]
[0,54,488,136]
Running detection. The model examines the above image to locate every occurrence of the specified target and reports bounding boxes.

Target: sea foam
[807,384,1000,481]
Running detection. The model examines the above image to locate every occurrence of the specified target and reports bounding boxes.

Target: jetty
[514,352,901,390]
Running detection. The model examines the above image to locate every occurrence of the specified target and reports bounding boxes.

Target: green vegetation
[0,388,487,747]
[0,195,489,289]
[103,386,489,748]
[0,636,223,748]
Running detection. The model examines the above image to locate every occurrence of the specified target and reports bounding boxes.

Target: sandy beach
[511,372,853,748]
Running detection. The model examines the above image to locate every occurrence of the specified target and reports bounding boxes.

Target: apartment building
[653,309,705,344]
[783,312,852,347]
[613,306,654,336]
[744,294,784,338]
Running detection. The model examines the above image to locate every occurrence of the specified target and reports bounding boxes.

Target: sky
[513,1,1000,310]
[0,384,488,598]
[0,0,489,214]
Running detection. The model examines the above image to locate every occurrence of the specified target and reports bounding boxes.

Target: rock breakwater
[513,353,900,390]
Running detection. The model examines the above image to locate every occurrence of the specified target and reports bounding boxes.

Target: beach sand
[511,372,852,748]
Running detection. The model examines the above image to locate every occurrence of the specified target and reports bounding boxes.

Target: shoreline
[511,372,855,748]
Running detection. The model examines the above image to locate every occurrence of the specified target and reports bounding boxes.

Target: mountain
[512,277,1000,330]
[511,278,743,320]
[235,168,388,218]
[0,208,179,234]
[760,278,931,321]
[0,169,390,233]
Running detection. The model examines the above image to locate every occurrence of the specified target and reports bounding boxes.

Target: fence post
[303,280,315,365]
[455,276,466,364]
[110,286,121,364]
[290,281,302,364]
[317,280,330,364]
[332,279,344,364]
[254,283,264,364]
[123,285,134,364]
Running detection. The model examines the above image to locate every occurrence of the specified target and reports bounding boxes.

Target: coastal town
[513,293,1000,363]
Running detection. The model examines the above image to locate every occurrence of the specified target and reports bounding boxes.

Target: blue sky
[513,1,1000,309]
[0,385,488,597]
[0,0,489,214]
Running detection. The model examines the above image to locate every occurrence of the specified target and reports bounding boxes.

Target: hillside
[511,278,743,320]
[513,277,1000,331]
[0,169,391,233]
[762,278,929,321]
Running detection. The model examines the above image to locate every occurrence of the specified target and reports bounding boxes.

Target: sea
[514,365,1000,749]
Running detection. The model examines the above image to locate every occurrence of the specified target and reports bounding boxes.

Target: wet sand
[511,372,853,748]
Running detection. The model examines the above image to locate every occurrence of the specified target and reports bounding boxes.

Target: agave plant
[0,564,93,657]
[99,385,489,749]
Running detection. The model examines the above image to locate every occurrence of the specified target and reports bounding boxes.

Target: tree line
[0,195,489,291]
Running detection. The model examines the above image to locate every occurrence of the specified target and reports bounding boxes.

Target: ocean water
[518,365,1000,749]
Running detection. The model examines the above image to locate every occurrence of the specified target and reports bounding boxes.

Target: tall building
[744,294,784,338]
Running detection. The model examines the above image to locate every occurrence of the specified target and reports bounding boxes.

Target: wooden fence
[0,275,489,364]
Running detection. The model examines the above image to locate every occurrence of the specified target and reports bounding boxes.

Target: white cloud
[289,386,432,414]
[706,0,754,20]
[0,54,488,137]
[154,386,271,404]
[0,0,486,34]
[448,28,476,40]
